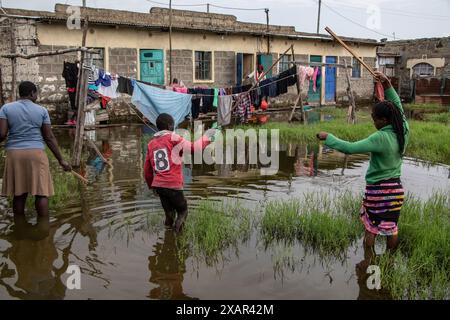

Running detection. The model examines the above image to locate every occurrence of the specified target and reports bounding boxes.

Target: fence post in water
[288,46,304,123]
[344,60,357,124]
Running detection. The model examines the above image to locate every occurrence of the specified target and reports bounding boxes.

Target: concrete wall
[0,18,39,103]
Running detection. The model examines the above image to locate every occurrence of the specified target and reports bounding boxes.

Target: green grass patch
[378,193,450,300]
[404,103,449,113]
[261,192,363,258]
[423,112,450,124]
[178,200,254,264]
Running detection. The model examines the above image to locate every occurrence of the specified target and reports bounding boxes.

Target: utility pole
[316,0,321,34]
[169,0,173,85]
[207,3,210,13]
[265,8,270,54]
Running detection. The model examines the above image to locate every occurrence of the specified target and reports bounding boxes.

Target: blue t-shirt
[0,99,51,150]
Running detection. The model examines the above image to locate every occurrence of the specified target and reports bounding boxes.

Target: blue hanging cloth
[131,81,192,127]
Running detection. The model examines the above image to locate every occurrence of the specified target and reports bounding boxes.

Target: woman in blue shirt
[0,81,72,217]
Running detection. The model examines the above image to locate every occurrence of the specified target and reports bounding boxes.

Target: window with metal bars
[352,57,361,78]
[195,51,212,81]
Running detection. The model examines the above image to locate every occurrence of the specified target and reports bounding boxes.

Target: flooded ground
[0,125,448,300]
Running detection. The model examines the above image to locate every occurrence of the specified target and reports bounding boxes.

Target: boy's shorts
[154,187,188,214]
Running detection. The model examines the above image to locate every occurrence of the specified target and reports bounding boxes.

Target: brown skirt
[2,149,54,197]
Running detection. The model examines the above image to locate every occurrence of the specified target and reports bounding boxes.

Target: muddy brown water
[0,125,448,300]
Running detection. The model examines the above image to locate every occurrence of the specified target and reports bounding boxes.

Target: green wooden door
[140,49,164,85]
[257,54,273,78]
[308,55,322,103]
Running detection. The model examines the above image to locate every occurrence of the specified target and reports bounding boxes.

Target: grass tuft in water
[178,200,253,264]
[378,192,450,300]
[261,192,363,257]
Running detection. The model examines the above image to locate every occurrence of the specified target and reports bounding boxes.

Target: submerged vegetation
[261,192,363,258]
[176,191,449,300]
[178,200,254,265]
[379,193,450,300]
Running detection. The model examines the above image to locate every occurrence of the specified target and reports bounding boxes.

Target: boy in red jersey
[144,113,214,233]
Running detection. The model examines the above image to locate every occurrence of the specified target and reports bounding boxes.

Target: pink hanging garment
[312,67,319,92]
[375,81,384,101]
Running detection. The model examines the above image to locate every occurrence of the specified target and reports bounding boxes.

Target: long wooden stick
[71,170,88,184]
[325,26,377,78]
[0,47,99,59]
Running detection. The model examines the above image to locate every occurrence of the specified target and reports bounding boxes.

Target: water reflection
[0,215,66,300]
[148,230,197,300]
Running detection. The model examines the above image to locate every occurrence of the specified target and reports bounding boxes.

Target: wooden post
[288,45,304,122]
[71,3,89,167]
[265,8,270,55]
[9,19,16,101]
[0,66,4,106]
[169,0,173,84]
[344,60,357,124]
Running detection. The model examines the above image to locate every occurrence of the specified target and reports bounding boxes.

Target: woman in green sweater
[317,71,409,252]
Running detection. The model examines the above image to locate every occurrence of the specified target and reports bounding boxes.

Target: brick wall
[0,18,39,103]
[378,37,450,98]
[167,49,193,86]
[108,48,137,78]
[336,56,374,105]
[214,51,235,87]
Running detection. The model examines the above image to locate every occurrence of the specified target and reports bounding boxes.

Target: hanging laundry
[277,70,290,95]
[375,81,385,101]
[97,75,120,99]
[312,67,319,92]
[87,65,99,90]
[62,61,79,88]
[298,66,315,89]
[259,78,272,98]
[118,76,134,95]
[95,69,112,87]
[287,66,298,87]
[131,81,192,127]
[217,95,233,126]
[62,61,79,110]
[213,88,219,108]
[316,67,322,88]
[234,92,251,124]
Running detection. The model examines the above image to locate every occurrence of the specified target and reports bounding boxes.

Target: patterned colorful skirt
[360,178,404,236]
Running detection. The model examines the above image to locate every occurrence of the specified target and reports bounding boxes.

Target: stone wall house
[0,4,381,123]
[377,37,450,100]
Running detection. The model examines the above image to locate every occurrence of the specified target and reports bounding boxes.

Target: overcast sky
[2,0,450,41]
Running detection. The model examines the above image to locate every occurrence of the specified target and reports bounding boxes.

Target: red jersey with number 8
[144,130,210,190]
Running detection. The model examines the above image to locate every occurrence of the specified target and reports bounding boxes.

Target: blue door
[236,53,243,86]
[140,49,164,85]
[325,56,337,102]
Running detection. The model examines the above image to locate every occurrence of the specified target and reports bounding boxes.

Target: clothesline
[82,64,318,98]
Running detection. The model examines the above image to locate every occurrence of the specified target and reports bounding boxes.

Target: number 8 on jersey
[153,148,170,172]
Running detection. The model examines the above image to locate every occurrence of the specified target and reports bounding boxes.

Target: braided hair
[373,101,405,155]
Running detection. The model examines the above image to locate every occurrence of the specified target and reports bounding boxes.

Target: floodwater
[0,125,448,300]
